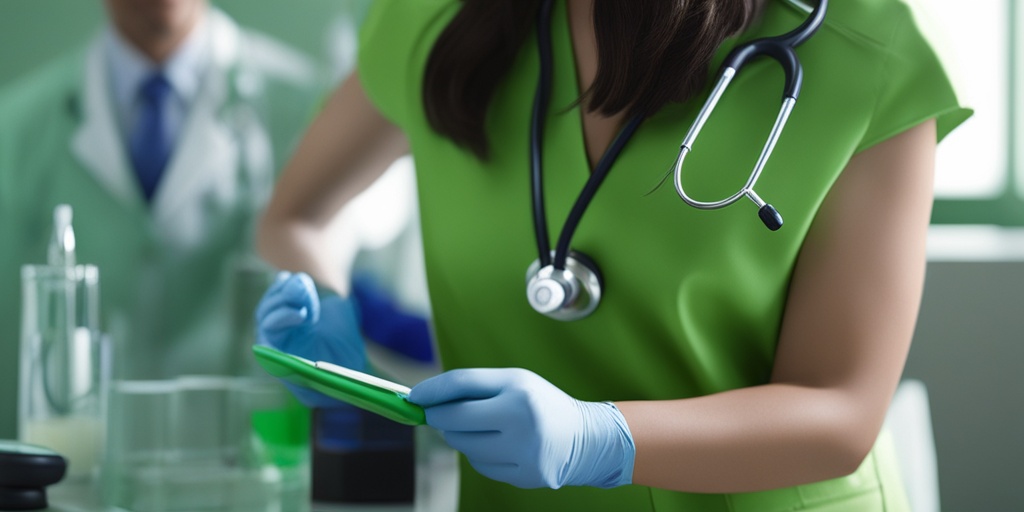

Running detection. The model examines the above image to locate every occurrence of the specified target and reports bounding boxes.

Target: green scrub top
[359,0,970,510]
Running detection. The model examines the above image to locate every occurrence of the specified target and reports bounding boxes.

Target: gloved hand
[255,271,367,408]
[407,368,635,489]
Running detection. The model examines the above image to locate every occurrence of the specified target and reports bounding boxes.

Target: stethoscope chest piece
[525,251,603,321]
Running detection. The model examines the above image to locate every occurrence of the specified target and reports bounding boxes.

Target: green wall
[0,1,369,88]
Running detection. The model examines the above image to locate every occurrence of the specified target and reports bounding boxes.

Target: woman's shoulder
[358,0,461,126]
[772,0,970,150]
[359,0,458,68]
[844,0,970,149]
[810,0,954,63]
[360,0,458,38]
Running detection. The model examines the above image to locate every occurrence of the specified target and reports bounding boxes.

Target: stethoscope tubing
[529,0,556,268]
[552,115,643,269]
[530,0,644,271]
[525,0,827,319]
[673,91,796,210]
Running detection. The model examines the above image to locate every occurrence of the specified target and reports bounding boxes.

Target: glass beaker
[102,376,309,512]
[18,264,108,482]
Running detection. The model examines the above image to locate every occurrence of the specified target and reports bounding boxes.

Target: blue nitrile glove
[255,271,368,408]
[407,368,635,489]
[350,275,435,363]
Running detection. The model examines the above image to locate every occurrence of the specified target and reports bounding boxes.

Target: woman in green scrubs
[257,0,970,509]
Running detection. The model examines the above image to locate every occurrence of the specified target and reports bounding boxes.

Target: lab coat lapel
[149,11,242,249]
[70,38,144,211]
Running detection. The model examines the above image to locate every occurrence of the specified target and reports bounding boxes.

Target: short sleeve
[855,0,973,153]
[357,0,459,129]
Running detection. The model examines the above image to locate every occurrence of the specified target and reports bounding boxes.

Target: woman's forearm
[619,121,938,494]
[257,217,347,292]
[257,70,409,291]
[617,382,882,494]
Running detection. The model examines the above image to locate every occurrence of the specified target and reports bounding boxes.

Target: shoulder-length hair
[423,0,767,160]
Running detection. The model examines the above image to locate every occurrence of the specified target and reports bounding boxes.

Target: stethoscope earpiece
[758,204,784,231]
[525,251,603,321]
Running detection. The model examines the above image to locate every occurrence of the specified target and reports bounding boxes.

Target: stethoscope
[525,0,828,321]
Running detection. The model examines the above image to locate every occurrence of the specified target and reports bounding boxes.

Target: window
[929,0,1024,225]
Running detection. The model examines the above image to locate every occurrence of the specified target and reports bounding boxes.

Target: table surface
[45,481,419,512]
[43,439,459,512]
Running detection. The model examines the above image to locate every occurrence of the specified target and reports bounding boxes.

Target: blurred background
[0,1,370,86]
[903,2,1024,511]
[0,1,1020,511]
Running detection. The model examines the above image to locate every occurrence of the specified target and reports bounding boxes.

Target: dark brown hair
[423,0,767,160]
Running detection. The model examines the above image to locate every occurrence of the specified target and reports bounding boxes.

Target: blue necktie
[129,73,172,202]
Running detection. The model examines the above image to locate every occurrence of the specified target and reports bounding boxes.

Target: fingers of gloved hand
[255,272,290,319]
[255,291,304,325]
[268,271,292,292]
[409,368,533,407]
[255,272,320,324]
[422,396,513,432]
[293,272,321,321]
[258,306,309,333]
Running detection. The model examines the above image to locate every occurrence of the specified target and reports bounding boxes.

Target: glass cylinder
[18,264,108,481]
[101,376,308,512]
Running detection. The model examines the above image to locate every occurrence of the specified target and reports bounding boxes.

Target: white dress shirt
[104,14,212,154]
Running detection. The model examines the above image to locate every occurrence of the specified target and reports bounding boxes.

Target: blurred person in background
[0,0,326,438]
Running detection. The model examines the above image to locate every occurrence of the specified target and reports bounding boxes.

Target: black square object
[0,440,67,511]
[311,408,415,504]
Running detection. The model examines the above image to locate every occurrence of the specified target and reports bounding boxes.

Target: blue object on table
[311,407,415,504]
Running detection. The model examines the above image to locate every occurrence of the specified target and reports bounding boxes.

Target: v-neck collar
[552,0,660,180]
[530,0,649,266]
[550,0,600,178]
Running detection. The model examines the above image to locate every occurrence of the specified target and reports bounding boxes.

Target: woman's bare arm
[257,70,409,292]
[617,119,937,493]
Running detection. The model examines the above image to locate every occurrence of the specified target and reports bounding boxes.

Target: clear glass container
[18,264,108,482]
[101,376,309,512]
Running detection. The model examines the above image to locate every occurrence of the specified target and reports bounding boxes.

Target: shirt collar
[104,11,212,109]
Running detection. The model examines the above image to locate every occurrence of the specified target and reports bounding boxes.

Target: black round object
[0,486,47,511]
[0,441,67,488]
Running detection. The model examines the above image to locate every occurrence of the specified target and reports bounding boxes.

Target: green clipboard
[252,345,426,426]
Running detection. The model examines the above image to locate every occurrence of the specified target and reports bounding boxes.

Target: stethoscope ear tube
[674,90,796,231]
[529,0,556,268]
[722,0,825,98]
[723,43,803,100]
[526,0,641,320]
[780,0,828,47]
[675,0,827,230]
